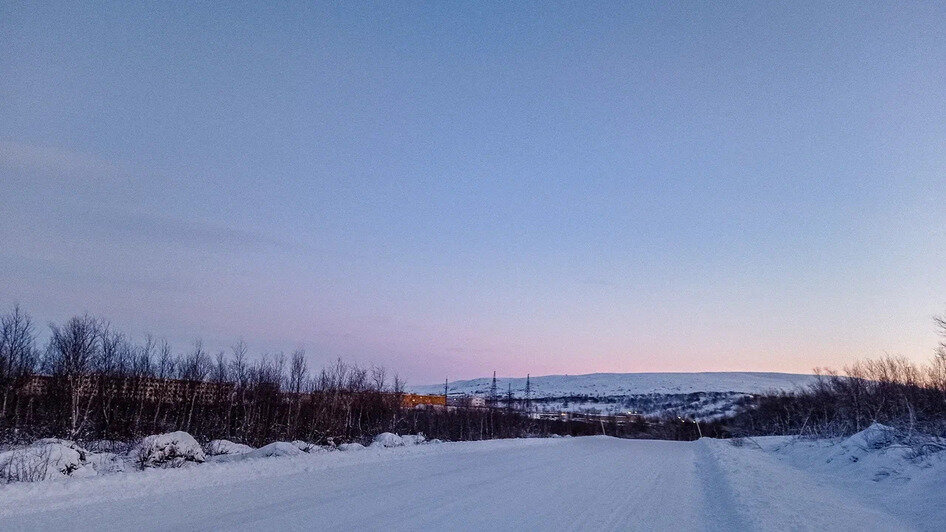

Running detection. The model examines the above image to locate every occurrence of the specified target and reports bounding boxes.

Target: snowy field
[1,431,943,531]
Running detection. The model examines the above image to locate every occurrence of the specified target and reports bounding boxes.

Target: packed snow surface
[2,436,942,530]
[412,371,816,397]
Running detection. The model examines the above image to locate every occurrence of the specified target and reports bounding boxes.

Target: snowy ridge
[411,371,816,398]
[410,372,818,420]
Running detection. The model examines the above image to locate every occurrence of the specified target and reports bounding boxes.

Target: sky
[1,2,945,384]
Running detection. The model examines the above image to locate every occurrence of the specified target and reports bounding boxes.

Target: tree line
[725,314,946,441]
[4,305,703,446]
[14,303,937,447]
[0,306,413,445]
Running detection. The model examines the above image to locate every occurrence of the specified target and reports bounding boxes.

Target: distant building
[401,393,447,409]
[468,396,486,408]
[19,374,234,404]
[447,395,487,408]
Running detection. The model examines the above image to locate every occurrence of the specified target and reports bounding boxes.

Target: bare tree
[285,349,308,433]
[288,350,307,395]
[0,306,38,419]
[156,341,175,380]
[179,340,210,432]
[47,315,101,437]
[935,312,946,360]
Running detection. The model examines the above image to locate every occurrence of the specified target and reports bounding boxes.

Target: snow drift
[371,432,405,448]
[205,440,255,456]
[0,442,90,482]
[249,442,304,459]
[133,431,206,468]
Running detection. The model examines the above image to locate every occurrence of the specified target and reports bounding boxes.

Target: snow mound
[401,434,426,445]
[88,452,126,475]
[248,442,304,459]
[338,443,365,451]
[291,440,318,453]
[841,423,899,451]
[817,422,917,481]
[371,433,404,448]
[133,431,206,468]
[85,440,130,454]
[32,438,90,461]
[0,443,90,482]
[206,440,255,456]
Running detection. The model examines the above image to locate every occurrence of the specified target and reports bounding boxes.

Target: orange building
[401,393,447,408]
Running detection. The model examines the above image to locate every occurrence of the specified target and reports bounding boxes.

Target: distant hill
[409,372,818,421]
[410,371,817,398]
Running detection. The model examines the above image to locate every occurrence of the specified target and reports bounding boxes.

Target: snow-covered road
[0,436,918,531]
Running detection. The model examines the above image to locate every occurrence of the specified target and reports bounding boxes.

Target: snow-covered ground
[2,433,942,531]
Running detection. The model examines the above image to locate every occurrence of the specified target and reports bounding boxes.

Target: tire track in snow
[695,439,750,531]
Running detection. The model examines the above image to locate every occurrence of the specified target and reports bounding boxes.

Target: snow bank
[33,438,90,461]
[86,440,131,454]
[1,439,130,481]
[841,422,898,451]
[754,427,946,528]
[371,433,404,448]
[819,423,915,472]
[369,433,428,448]
[0,442,90,482]
[701,438,910,530]
[206,440,255,456]
[133,432,206,468]
[401,434,426,445]
[88,452,126,475]
[338,443,365,451]
[248,442,304,459]
[291,440,318,453]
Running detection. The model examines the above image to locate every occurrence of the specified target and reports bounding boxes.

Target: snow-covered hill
[410,372,818,420]
[411,372,816,398]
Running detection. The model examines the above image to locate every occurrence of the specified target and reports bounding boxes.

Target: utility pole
[444,377,448,405]
[506,382,514,411]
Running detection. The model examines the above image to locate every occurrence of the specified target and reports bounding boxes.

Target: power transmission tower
[525,374,531,412]
[489,371,497,407]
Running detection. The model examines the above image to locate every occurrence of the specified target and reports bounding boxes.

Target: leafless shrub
[0,445,55,483]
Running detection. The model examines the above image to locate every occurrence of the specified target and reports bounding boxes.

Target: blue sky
[1,2,945,383]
